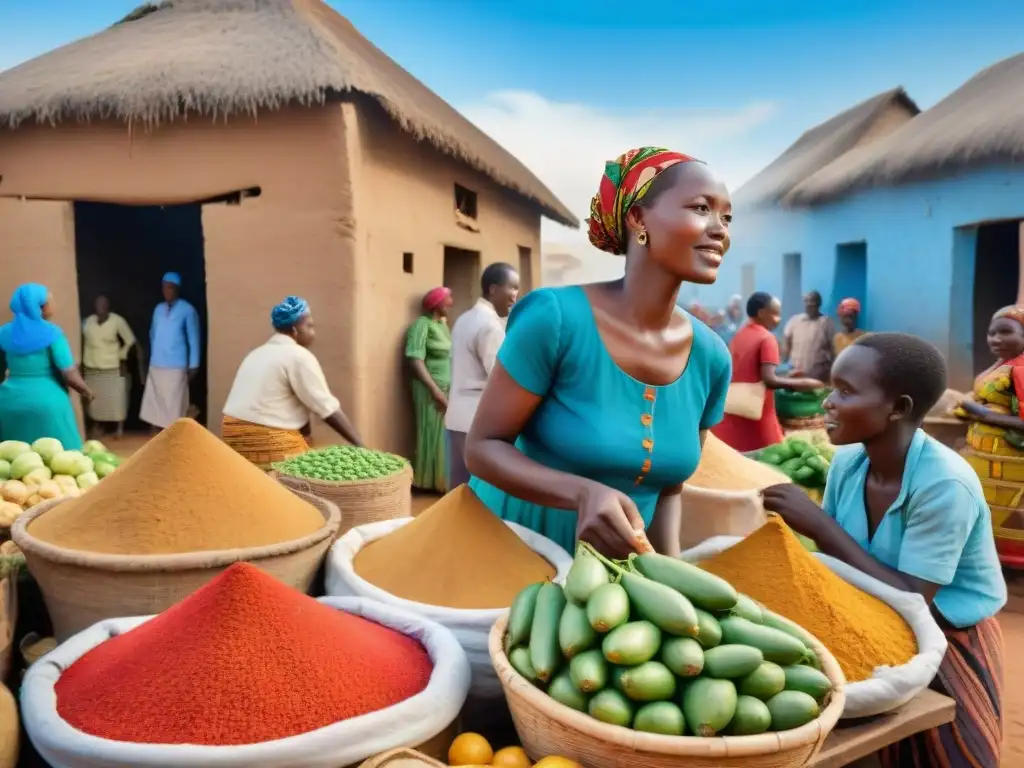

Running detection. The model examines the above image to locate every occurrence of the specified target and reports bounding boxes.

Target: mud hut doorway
[972,220,1020,375]
[443,246,481,324]
[73,202,208,433]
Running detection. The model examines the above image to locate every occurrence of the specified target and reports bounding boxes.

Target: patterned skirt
[221,416,310,471]
[83,368,129,423]
[879,615,1003,768]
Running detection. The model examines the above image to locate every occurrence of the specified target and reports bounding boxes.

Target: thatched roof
[786,53,1024,206]
[734,88,919,209]
[0,0,578,227]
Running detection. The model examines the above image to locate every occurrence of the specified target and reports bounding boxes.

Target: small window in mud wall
[740,263,755,299]
[455,184,478,219]
[518,246,533,293]
[403,252,414,274]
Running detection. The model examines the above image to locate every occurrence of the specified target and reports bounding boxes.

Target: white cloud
[459,90,781,246]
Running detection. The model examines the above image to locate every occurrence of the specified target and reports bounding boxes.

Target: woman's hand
[80,388,95,404]
[760,483,827,538]
[432,389,449,411]
[576,481,653,558]
[956,399,987,420]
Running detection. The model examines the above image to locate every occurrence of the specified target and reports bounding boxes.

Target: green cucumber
[730,594,764,624]
[760,610,822,670]
[682,678,737,737]
[660,636,705,678]
[632,553,738,611]
[509,646,538,683]
[586,582,630,633]
[529,582,566,682]
[548,669,588,712]
[782,665,833,702]
[694,608,723,649]
[507,582,543,650]
[719,616,809,666]
[569,649,608,694]
[633,702,686,736]
[727,695,772,735]
[602,621,662,666]
[702,644,765,679]
[766,690,820,731]
[559,601,596,659]
[618,661,677,702]
[737,662,786,700]
[589,688,635,728]
[619,570,700,637]
[565,549,610,605]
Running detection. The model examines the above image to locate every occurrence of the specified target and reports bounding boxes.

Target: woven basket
[489,615,845,768]
[353,743,450,767]
[10,491,340,642]
[274,465,412,537]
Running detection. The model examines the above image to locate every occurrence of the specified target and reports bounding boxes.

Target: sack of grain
[682,536,947,718]
[679,434,789,550]
[325,515,572,699]
[21,596,470,768]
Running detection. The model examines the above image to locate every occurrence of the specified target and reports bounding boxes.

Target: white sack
[22,596,471,768]
[325,518,573,698]
[681,536,948,719]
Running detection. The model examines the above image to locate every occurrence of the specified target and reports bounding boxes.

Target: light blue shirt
[823,429,1006,628]
[149,299,200,370]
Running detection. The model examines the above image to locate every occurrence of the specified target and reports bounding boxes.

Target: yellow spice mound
[700,515,918,682]
[29,419,325,555]
[688,433,790,490]
[355,485,555,609]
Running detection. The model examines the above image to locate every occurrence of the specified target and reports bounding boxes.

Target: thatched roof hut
[0,0,577,227]
[786,53,1024,206]
[734,88,919,209]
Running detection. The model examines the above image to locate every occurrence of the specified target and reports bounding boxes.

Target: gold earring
[636,230,648,246]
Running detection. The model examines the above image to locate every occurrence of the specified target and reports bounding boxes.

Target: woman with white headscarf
[221,296,363,469]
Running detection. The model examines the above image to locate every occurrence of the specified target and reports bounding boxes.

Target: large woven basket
[489,615,845,768]
[274,464,412,536]
[11,491,340,642]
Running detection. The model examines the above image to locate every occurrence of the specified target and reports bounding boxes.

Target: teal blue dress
[470,286,732,554]
[0,332,82,450]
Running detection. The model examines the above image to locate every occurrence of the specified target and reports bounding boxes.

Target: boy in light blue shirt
[761,332,1004,768]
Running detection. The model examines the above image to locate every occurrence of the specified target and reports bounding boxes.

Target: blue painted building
[704,52,1024,389]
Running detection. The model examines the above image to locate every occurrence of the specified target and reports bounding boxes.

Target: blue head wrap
[271,296,310,331]
[0,283,61,356]
[162,272,182,286]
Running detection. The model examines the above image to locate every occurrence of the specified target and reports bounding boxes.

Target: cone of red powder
[55,563,435,745]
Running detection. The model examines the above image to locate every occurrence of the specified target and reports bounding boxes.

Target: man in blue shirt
[140,272,201,431]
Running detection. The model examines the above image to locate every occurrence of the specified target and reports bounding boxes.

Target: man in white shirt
[221,296,363,469]
[445,262,520,489]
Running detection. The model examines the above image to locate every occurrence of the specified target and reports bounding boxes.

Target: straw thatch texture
[0,0,577,227]
[734,88,918,209]
[786,53,1024,206]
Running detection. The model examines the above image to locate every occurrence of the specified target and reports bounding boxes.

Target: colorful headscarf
[422,286,452,313]
[587,147,699,255]
[0,283,60,356]
[837,298,861,317]
[994,305,1024,328]
[271,296,310,330]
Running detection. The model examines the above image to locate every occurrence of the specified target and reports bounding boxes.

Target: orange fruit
[448,732,494,766]
[533,758,582,768]
[491,746,532,767]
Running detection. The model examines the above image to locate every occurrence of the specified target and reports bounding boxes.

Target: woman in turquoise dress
[405,287,453,491]
[0,284,92,449]
[466,148,733,557]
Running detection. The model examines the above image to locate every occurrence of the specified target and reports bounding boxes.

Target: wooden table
[810,690,955,767]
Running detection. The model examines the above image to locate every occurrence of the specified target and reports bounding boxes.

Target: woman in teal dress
[0,284,92,449]
[405,287,453,491]
[466,148,733,557]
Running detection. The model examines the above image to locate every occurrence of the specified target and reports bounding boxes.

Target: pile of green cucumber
[749,435,835,489]
[504,543,832,738]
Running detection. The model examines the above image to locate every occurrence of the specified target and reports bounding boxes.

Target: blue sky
[2,0,1023,246]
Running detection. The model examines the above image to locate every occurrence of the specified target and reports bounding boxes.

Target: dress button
[640,413,653,426]
[642,438,654,451]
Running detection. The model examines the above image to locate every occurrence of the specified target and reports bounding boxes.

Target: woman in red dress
[713,292,825,452]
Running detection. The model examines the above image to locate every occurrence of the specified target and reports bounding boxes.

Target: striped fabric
[221,415,310,471]
[879,616,1003,768]
[83,368,129,423]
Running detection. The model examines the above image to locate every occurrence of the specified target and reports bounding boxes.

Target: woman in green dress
[405,287,453,491]
[0,283,93,449]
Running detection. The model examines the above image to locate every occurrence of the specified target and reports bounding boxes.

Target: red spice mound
[55,563,434,745]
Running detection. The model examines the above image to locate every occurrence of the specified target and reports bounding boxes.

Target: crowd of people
[0,144,1012,766]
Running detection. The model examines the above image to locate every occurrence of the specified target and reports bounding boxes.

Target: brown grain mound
[688,433,790,490]
[28,419,325,555]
